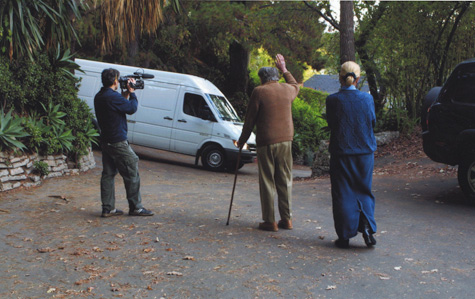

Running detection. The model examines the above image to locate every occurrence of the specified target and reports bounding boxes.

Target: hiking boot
[129,208,154,216]
[258,221,278,232]
[101,208,124,218]
[278,219,293,230]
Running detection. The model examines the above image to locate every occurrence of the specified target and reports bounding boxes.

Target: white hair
[339,61,361,86]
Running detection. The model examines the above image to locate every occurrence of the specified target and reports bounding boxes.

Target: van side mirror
[199,106,216,121]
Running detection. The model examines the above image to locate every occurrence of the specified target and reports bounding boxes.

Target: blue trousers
[100,140,143,212]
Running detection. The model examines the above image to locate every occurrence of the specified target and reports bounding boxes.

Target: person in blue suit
[326,61,377,248]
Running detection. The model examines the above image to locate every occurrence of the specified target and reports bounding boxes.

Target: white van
[75,58,256,171]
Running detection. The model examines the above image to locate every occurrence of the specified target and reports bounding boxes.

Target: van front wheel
[201,145,226,171]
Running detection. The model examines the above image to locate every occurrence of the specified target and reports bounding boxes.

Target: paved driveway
[0,146,474,298]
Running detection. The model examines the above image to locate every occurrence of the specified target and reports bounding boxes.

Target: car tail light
[426,107,431,126]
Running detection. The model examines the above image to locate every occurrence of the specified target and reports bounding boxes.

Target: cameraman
[94,68,154,217]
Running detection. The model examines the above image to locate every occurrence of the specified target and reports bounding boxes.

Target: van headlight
[233,140,249,150]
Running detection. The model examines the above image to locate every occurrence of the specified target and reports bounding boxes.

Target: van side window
[183,93,207,117]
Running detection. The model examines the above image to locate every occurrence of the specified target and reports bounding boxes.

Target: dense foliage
[0,55,98,158]
[292,87,329,161]
[317,1,474,134]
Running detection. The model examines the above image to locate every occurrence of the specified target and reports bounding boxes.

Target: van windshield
[207,94,242,122]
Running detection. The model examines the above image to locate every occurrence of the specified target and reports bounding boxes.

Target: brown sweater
[239,72,300,147]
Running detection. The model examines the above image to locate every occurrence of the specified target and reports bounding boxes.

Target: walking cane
[226,147,242,225]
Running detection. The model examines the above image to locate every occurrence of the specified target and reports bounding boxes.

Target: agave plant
[0,109,29,151]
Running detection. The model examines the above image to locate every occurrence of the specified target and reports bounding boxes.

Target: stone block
[9,167,24,176]
[0,169,8,176]
[6,175,27,181]
[13,158,29,168]
[44,160,57,167]
[23,181,42,188]
[52,164,67,172]
[9,157,22,163]
[46,172,62,179]
[0,182,13,191]
[30,175,41,182]
[0,163,11,168]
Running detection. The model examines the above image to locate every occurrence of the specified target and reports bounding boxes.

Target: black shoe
[363,231,377,247]
[101,208,124,218]
[362,223,377,247]
[129,208,154,216]
[335,238,349,248]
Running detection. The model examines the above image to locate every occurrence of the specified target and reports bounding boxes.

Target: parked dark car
[422,58,475,200]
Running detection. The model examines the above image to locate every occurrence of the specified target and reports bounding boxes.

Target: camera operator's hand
[127,78,136,93]
[121,78,136,99]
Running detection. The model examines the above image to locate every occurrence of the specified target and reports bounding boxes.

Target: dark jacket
[94,87,138,143]
[326,87,377,155]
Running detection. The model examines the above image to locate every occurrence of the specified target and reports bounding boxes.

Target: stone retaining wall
[0,148,95,192]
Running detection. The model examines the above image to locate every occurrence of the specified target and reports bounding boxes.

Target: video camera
[119,69,154,90]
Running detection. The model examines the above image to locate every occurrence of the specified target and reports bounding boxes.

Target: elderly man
[238,54,300,231]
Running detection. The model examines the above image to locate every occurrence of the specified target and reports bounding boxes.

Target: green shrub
[0,53,98,160]
[376,106,420,136]
[33,161,50,176]
[0,109,29,152]
[292,95,329,160]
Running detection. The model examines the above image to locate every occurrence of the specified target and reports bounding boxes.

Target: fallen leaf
[167,271,183,276]
[47,288,56,293]
[326,285,336,290]
[115,234,125,239]
[318,236,325,240]
[421,269,438,274]
[166,248,173,251]
[394,266,402,271]
[92,247,103,252]
[183,256,195,261]
[143,248,154,253]
[143,271,155,275]
[277,244,287,248]
[37,247,55,253]
[155,237,160,243]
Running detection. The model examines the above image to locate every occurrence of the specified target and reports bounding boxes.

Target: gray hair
[258,67,280,84]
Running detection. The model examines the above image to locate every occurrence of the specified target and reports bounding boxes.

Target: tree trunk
[340,1,355,64]
[355,2,388,116]
[437,2,470,86]
[126,28,140,66]
[227,40,250,95]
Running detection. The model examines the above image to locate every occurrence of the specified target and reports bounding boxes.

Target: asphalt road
[0,146,474,298]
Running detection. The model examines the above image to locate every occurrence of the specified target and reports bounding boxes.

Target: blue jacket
[326,86,377,155]
[94,87,138,143]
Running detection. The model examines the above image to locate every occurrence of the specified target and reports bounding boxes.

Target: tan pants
[257,141,293,223]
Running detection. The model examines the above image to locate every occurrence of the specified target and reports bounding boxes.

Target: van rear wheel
[201,145,226,171]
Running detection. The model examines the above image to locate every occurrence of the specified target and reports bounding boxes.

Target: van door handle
[127,120,136,123]
[164,116,173,120]
[178,119,187,123]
